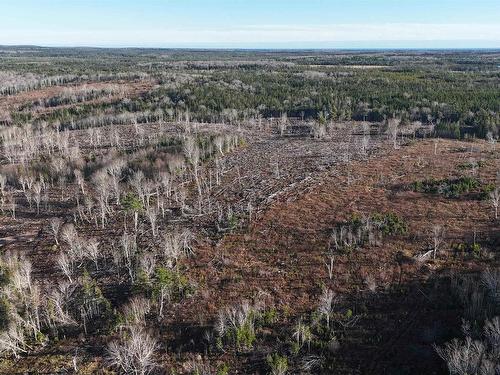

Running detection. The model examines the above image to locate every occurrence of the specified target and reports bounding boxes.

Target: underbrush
[411,177,485,198]
[435,269,500,373]
[329,212,408,254]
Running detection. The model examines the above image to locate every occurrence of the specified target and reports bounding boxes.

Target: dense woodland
[0,48,498,374]
[1,48,498,138]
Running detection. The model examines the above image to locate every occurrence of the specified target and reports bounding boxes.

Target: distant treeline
[2,48,499,139]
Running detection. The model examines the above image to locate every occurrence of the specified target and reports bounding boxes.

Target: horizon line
[1,43,499,51]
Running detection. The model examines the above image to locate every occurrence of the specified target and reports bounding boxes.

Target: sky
[0,0,499,48]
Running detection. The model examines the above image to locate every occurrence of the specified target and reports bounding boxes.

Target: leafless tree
[50,217,62,245]
[0,173,7,196]
[214,135,224,156]
[159,171,172,199]
[120,232,138,282]
[6,192,15,219]
[130,170,145,204]
[278,112,288,136]
[61,224,80,257]
[107,160,126,205]
[325,255,335,280]
[139,253,156,280]
[431,224,445,259]
[0,319,28,358]
[33,182,42,214]
[293,319,312,351]
[85,238,100,270]
[434,138,440,156]
[489,188,499,219]
[93,171,113,228]
[387,118,401,149]
[435,336,486,375]
[184,136,202,207]
[106,327,158,375]
[145,207,158,237]
[122,297,151,327]
[74,169,85,195]
[317,289,335,328]
[161,231,182,268]
[486,131,497,151]
[57,252,74,283]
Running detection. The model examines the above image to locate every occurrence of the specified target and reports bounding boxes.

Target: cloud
[1,23,499,47]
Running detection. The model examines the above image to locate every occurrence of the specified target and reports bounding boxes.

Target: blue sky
[1,0,499,48]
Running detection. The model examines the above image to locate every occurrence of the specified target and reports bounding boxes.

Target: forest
[0,47,498,374]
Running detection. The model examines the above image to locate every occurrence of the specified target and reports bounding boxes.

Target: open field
[0,48,498,374]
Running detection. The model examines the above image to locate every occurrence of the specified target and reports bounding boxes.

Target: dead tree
[61,224,80,258]
[183,137,202,208]
[130,171,145,204]
[74,169,85,195]
[145,207,158,238]
[106,326,157,375]
[93,171,113,228]
[85,238,100,270]
[106,160,126,205]
[120,233,138,282]
[387,118,401,149]
[278,113,288,136]
[49,217,62,245]
[489,188,499,219]
[317,289,335,328]
[122,297,151,327]
[431,225,445,259]
[57,253,74,283]
[33,182,42,214]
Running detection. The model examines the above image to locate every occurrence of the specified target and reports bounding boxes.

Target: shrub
[266,353,288,375]
[0,297,11,331]
[412,177,480,198]
[75,276,115,334]
[151,266,191,301]
[435,317,500,375]
[260,308,279,326]
[121,193,143,212]
[216,301,261,351]
[216,363,230,375]
[330,212,407,254]
[0,264,11,289]
[371,212,408,236]
[452,242,483,259]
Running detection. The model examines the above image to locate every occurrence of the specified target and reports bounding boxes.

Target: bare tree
[57,252,74,283]
[214,135,224,156]
[49,217,62,245]
[325,255,335,280]
[106,327,158,375]
[361,134,370,156]
[107,160,126,205]
[0,173,7,196]
[85,238,100,270]
[33,182,42,214]
[387,118,401,149]
[120,233,138,282]
[93,171,113,228]
[184,136,202,207]
[61,224,81,258]
[122,297,151,327]
[489,188,499,219]
[278,112,288,137]
[130,170,145,204]
[145,207,158,237]
[431,224,445,259]
[317,289,335,328]
[74,169,85,195]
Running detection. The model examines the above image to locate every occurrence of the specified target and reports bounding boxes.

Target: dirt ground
[0,119,498,374]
